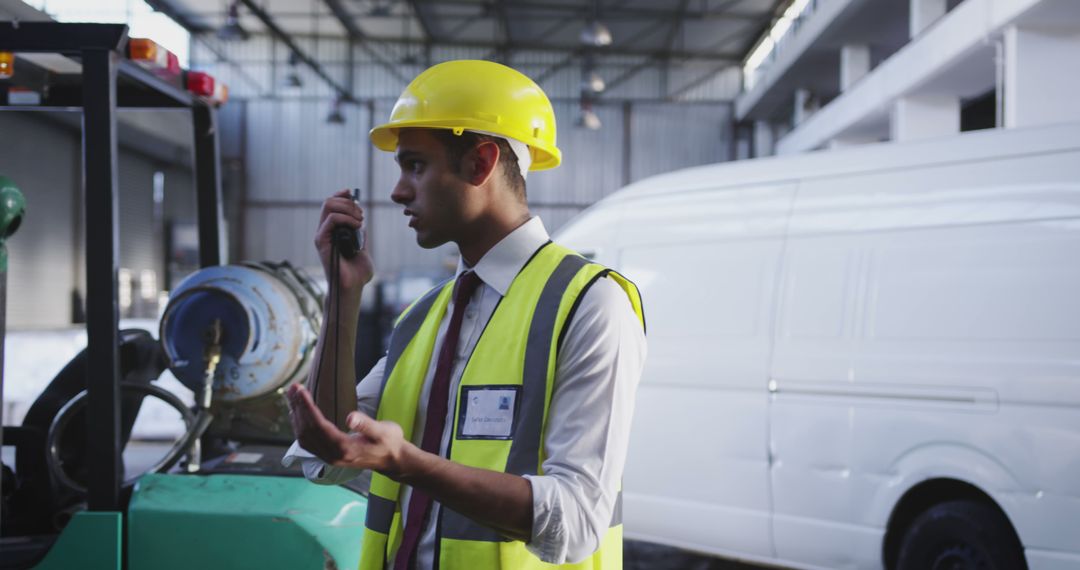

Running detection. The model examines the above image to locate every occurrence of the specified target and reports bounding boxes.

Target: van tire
[895,499,1026,570]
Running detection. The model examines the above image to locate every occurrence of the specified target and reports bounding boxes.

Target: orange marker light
[0,52,14,80]
[128,38,160,64]
[128,38,180,79]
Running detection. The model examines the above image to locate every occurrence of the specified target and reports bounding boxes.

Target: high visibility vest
[358,242,645,570]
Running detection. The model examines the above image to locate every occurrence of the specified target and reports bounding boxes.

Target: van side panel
[612,183,796,559]
[771,148,1080,568]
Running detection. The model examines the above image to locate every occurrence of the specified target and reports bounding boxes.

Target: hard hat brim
[370,121,561,171]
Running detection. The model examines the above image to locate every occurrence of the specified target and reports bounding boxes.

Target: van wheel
[895,500,1026,570]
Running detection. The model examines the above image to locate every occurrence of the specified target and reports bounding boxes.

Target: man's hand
[287,383,406,475]
[316,189,375,291]
[289,382,535,542]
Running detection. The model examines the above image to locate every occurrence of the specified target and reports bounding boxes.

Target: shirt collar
[456,216,550,297]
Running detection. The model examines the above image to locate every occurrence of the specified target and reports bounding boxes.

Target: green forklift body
[128,473,367,570]
[33,512,122,570]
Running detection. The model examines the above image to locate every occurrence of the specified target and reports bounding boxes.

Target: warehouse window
[21,0,190,66]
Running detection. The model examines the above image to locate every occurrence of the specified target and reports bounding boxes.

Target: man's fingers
[314,213,363,250]
[319,192,364,224]
[288,384,329,425]
[346,411,378,435]
[316,213,363,239]
[286,384,313,428]
[287,384,348,456]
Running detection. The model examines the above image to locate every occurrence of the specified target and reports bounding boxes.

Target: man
[284,60,646,570]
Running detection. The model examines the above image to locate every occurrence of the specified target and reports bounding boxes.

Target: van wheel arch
[882,478,1024,570]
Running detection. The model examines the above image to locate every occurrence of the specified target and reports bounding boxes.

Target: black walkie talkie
[332,188,364,259]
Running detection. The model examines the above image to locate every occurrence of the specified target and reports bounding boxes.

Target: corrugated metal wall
[630,102,734,181]
[0,112,79,329]
[192,36,736,280]
[0,112,196,329]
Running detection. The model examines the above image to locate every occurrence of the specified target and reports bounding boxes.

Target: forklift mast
[0,21,225,515]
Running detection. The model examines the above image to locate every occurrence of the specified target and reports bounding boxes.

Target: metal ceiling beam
[533,52,577,84]
[666,62,737,100]
[143,0,213,34]
[409,0,768,22]
[602,57,663,94]
[322,0,363,37]
[700,23,762,56]
[210,26,740,62]
[407,0,438,42]
[527,11,678,84]
[184,7,770,24]
[238,0,354,100]
[663,0,692,53]
[321,0,410,83]
[600,6,739,98]
[496,0,512,46]
[529,0,640,84]
[531,16,672,84]
[358,35,741,61]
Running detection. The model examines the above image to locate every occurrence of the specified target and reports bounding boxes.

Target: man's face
[390,129,469,249]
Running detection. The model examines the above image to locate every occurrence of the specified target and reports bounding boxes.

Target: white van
[555,122,1080,570]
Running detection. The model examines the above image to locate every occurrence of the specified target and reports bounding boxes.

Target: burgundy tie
[394,270,483,570]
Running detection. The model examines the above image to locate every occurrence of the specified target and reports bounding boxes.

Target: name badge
[457,385,520,440]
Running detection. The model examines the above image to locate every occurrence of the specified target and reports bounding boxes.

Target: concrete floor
[624,540,774,570]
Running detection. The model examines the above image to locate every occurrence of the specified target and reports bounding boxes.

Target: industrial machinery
[0,24,367,570]
[160,261,322,448]
[44,261,323,489]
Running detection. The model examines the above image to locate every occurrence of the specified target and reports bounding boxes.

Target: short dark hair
[431,129,527,200]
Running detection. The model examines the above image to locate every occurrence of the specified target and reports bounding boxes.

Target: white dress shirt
[283,216,646,567]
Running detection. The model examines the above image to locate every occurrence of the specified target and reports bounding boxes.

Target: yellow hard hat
[370,60,561,171]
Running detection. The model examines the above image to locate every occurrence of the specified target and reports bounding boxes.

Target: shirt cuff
[523,474,569,564]
[282,440,363,485]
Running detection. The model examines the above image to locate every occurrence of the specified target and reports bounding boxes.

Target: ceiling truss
[150,0,787,101]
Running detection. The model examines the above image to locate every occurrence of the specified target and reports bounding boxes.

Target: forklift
[0,23,368,569]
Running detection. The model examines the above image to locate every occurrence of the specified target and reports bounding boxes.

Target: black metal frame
[0,22,224,512]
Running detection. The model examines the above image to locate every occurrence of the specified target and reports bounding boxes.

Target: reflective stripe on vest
[359,242,644,570]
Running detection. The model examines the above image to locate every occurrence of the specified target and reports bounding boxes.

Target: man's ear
[464,140,500,186]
